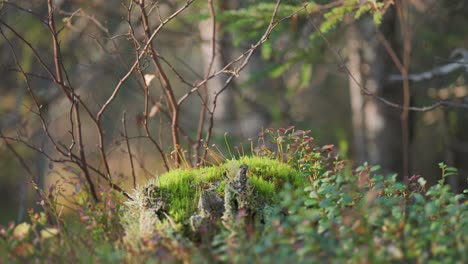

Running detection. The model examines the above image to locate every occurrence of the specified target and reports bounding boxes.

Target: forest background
[0,0,467,225]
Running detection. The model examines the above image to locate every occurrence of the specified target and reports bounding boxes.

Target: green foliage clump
[211,160,467,263]
[320,0,386,32]
[217,1,315,46]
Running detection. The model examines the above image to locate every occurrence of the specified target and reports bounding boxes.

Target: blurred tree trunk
[346,11,404,176]
[198,15,236,134]
[198,0,271,137]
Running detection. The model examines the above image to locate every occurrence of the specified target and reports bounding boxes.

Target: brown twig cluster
[0,0,299,203]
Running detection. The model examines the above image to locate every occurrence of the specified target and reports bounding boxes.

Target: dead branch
[389,48,468,82]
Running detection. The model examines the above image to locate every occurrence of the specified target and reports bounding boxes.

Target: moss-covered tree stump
[121,156,306,249]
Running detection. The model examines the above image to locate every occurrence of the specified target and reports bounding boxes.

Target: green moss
[140,156,306,224]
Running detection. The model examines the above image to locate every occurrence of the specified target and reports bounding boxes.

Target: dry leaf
[149,103,160,118]
[144,74,156,85]
[40,227,59,240]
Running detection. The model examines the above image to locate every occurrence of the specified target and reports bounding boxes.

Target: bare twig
[0,135,132,200]
[96,0,194,118]
[194,0,217,165]
[49,1,103,200]
[0,132,42,222]
[127,6,170,171]
[95,0,194,168]
[137,0,184,167]
[1,12,131,199]
[0,25,69,163]
[73,101,99,202]
[47,0,72,101]
[2,2,45,22]
[122,112,137,189]
[389,48,468,82]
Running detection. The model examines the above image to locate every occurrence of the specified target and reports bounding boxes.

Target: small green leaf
[372,174,384,182]
[319,199,331,209]
[354,3,371,19]
[261,41,273,60]
[309,190,318,199]
[299,63,312,88]
[341,194,353,205]
[269,62,292,78]
[13,223,31,240]
[394,183,406,191]
[304,199,318,207]
[417,177,427,188]
[373,12,382,25]
[446,166,457,171]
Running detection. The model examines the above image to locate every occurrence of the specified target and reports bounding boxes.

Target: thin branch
[0,26,69,161]
[3,2,45,22]
[127,6,170,171]
[73,101,99,202]
[96,0,195,121]
[0,16,97,122]
[0,19,60,87]
[49,1,112,195]
[0,135,133,200]
[122,112,137,189]
[47,0,72,101]
[194,0,217,165]
[0,133,36,185]
[1,132,44,223]
[389,48,468,82]
[2,67,53,81]
[137,0,183,167]
[2,10,131,199]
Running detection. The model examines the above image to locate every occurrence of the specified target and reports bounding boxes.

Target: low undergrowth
[1,128,466,263]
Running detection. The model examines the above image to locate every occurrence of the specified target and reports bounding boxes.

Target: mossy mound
[122,156,306,245]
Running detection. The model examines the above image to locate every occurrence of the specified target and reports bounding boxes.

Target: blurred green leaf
[13,223,31,241]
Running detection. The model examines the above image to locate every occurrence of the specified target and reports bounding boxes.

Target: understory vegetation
[1,0,468,263]
[1,128,466,263]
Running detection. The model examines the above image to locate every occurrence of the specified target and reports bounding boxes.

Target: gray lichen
[197,181,224,219]
[189,181,224,233]
[142,184,168,215]
[222,164,265,229]
[136,184,169,238]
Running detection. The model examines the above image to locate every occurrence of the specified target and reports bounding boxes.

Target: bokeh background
[1,0,467,225]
